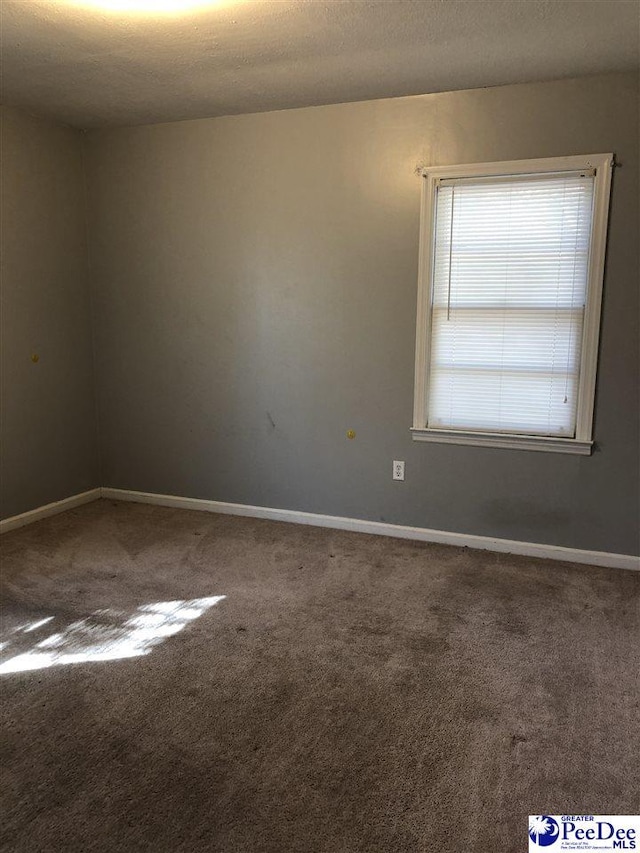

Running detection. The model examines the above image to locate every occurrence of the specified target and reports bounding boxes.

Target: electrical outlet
[393,460,405,481]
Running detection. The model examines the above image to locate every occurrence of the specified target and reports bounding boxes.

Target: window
[412,154,613,454]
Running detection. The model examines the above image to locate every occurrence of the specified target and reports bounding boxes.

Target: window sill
[410,428,593,455]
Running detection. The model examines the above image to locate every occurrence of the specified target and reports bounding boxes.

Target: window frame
[411,153,614,455]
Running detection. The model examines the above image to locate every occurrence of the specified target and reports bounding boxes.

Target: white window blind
[427,172,595,437]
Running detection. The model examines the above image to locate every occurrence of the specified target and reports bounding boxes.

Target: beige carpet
[1,499,638,852]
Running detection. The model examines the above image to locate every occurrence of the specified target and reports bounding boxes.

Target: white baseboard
[3,486,636,571]
[101,487,640,571]
[0,489,102,534]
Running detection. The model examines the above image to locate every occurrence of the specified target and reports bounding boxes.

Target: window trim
[412,153,614,455]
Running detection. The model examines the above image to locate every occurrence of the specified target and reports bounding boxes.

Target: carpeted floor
[0,499,638,852]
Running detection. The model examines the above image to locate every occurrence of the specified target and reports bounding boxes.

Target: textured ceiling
[1,0,639,129]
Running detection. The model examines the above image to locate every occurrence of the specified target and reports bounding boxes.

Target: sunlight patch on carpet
[0,596,225,674]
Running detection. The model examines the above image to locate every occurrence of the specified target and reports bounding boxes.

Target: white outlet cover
[393,461,405,481]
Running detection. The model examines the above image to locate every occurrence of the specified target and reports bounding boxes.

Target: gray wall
[83,72,639,555]
[1,106,99,518]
